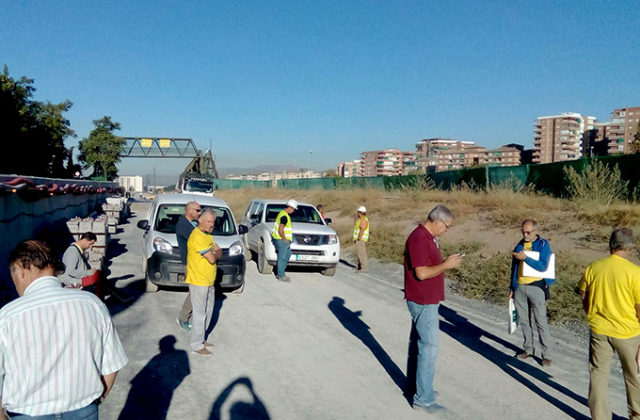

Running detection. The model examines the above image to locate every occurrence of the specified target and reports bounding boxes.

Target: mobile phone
[459,253,466,257]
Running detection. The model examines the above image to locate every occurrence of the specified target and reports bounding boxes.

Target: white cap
[287,199,299,210]
[357,205,367,213]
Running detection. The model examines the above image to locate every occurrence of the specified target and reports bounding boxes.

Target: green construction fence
[213,153,640,195]
[213,179,272,190]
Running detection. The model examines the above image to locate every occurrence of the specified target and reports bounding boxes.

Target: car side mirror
[324,218,332,225]
[238,224,249,235]
[137,220,149,230]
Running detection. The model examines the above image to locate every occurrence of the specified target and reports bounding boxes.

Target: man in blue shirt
[176,201,201,331]
[508,219,555,366]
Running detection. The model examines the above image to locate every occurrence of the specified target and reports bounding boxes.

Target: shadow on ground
[328,296,408,401]
[205,290,227,339]
[438,304,616,420]
[209,377,270,420]
[118,335,190,420]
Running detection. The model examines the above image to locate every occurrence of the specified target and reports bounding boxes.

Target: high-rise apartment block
[532,113,593,163]
[359,149,405,177]
[608,107,640,154]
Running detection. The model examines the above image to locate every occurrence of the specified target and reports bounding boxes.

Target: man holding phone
[404,204,462,414]
[508,219,554,367]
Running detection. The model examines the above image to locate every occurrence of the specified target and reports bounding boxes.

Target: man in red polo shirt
[404,204,462,414]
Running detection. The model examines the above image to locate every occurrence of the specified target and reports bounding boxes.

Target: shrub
[564,161,629,206]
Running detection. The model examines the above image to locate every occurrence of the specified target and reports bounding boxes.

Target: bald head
[185,201,202,222]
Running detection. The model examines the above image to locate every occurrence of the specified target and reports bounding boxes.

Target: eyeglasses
[440,219,451,230]
[194,208,202,212]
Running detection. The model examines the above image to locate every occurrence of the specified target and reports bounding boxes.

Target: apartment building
[415,138,475,172]
[608,106,640,154]
[337,160,361,178]
[402,151,418,175]
[533,113,591,163]
[359,149,405,177]
[582,122,611,157]
[117,175,144,192]
[226,169,322,181]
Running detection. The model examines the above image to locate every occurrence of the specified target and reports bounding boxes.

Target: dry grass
[216,187,640,323]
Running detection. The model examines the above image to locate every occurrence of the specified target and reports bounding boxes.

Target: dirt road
[100,202,629,419]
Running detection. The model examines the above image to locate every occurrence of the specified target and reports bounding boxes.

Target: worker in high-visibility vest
[353,205,369,273]
[271,199,298,282]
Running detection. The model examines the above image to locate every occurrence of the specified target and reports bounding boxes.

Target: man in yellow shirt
[577,228,640,420]
[186,209,222,356]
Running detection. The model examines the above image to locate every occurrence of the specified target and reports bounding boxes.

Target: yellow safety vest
[353,216,369,242]
[272,210,293,241]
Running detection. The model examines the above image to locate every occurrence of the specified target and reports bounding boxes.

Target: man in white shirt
[0,240,128,419]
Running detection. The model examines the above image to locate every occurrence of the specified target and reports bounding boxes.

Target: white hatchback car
[137,193,247,292]
[242,199,340,276]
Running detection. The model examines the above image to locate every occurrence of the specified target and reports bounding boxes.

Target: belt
[6,400,99,418]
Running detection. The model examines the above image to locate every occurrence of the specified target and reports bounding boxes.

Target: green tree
[631,120,640,153]
[78,116,125,180]
[0,65,75,177]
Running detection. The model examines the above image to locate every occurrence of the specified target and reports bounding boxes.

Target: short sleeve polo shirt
[404,224,444,305]
[186,228,217,287]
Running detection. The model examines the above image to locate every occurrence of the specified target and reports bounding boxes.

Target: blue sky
[2,1,639,177]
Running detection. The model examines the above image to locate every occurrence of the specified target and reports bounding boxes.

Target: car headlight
[326,234,338,245]
[153,237,173,254]
[228,240,243,257]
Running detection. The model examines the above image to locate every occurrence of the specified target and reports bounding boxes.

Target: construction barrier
[215,154,640,195]
[213,179,272,189]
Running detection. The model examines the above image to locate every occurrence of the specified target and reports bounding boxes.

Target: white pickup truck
[241,199,340,276]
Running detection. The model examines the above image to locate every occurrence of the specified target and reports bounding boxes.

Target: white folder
[522,250,555,279]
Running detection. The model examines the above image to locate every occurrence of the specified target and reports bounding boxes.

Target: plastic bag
[508,298,518,334]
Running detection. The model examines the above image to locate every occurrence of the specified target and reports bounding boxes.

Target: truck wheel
[257,241,273,275]
[321,267,336,276]
[145,273,159,293]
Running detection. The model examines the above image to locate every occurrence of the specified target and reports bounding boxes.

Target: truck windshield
[154,204,236,235]
[265,204,324,225]
[185,179,213,193]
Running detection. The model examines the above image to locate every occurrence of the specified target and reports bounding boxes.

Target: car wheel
[321,267,336,276]
[145,272,159,293]
[257,241,273,275]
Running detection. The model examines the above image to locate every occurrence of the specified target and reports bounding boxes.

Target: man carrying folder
[508,219,555,366]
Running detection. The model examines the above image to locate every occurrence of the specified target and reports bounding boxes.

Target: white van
[241,199,340,276]
[136,193,248,292]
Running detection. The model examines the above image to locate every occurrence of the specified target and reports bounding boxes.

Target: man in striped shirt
[0,240,128,419]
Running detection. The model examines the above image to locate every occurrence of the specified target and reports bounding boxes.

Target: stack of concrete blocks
[65,216,109,270]
[103,197,128,234]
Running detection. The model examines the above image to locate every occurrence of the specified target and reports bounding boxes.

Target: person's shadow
[205,289,227,340]
[438,305,618,420]
[118,335,190,420]
[209,377,270,420]
[328,297,407,396]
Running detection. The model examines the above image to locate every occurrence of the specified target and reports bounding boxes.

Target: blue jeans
[8,403,98,419]
[272,238,291,278]
[407,300,439,407]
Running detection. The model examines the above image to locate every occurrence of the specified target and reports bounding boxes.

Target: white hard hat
[287,199,299,210]
[357,205,367,213]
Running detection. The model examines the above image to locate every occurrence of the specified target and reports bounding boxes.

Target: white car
[242,199,340,276]
[136,193,248,292]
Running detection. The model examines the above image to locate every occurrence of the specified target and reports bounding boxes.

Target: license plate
[295,254,319,262]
